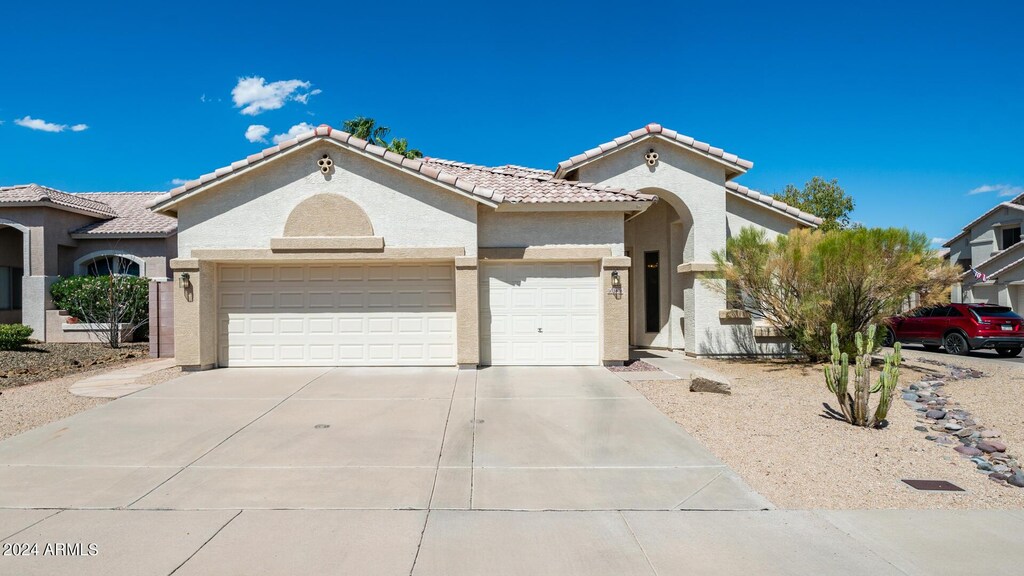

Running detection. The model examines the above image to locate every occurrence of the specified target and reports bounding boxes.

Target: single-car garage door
[218,263,456,367]
[480,261,600,365]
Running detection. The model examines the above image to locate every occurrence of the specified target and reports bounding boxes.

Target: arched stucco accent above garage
[283,193,374,237]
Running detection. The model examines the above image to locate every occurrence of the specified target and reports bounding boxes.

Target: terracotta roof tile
[555,123,753,177]
[724,181,822,227]
[71,193,177,236]
[422,158,656,204]
[153,126,653,210]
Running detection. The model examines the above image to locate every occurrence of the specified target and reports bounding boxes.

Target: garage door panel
[480,262,600,366]
[218,264,456,367]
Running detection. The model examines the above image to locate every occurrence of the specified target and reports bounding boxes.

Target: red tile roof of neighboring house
[0,183,117,218]
[422,158,657,204]
[554,123,754,178]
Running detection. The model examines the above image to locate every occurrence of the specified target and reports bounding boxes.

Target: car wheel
[943,332,970,356]
[996,347,1022,358]
[923,344,941,352]
[881,328,896,347]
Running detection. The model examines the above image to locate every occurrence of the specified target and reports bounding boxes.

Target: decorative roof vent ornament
[645,149,659,167]
[317,154,334,174]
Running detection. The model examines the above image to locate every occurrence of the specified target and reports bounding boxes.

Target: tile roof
[943,198,1024,247]
[421,158,656,204]
[0,185,176,237]
[72,193,177,236]
[554,123,754,178]
[0,183,117,218]
[149,125,512,210]
[989,250,1024,278]
[724,181,823,226]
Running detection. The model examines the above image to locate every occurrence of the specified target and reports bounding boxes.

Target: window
[1002,227,1021,250]
[644,251,660,333]
[0,267,22,310]
[85,256,140,277]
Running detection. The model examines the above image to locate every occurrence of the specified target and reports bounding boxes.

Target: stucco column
[602,257,631,364]
[678,264,728,356]
[455,257,479,368]
[170,258,218,370]
[19,226,50,341]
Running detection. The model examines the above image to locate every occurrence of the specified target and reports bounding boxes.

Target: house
[151,123,821,370]
[944,193,1024,309]
[0,184,177,340]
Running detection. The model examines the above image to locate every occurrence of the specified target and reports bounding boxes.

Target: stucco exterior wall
[175,142,478,258]
[477,209,624,255]
[59,237,176,278]
[956,207,1024,266]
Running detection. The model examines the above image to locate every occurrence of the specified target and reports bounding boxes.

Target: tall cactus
[823,323,901,428]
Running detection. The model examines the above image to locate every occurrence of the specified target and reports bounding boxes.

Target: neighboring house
[151,123,820,370]
[0,184,177,340]
[944,193,1024,309]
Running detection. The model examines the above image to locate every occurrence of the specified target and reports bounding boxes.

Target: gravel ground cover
[0,342,149,390]
[629,351,1024,509]
[0,362,182,441]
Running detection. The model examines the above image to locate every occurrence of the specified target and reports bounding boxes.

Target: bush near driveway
[713,227,961,361]
[0,324,33,350]
[50,275,149,347]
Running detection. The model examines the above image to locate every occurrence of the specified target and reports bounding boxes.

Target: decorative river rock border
[902,359,1024,488]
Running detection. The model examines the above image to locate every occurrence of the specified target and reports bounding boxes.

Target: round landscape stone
[926,409,947,420]
[978,441,1007,453]
[954,445,983,457]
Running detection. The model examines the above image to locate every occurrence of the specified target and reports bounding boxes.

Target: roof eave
[494,200,654,213]
[0,201,114,219]
[70,231,176,240]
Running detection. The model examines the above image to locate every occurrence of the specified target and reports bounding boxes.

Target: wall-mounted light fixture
[608,270,623,299]
[179,272,191,288]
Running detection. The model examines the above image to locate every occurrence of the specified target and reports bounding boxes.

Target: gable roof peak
[554,123,754,178]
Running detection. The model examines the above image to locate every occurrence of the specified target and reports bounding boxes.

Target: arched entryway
[624,189,694,349]
[0,219,29,325]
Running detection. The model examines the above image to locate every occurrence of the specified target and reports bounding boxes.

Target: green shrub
[713,227,961,361]
[0,324,33,350]
[50,275,149,324]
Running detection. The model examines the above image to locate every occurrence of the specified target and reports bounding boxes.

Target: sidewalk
[69,358,177,399]
[1,508,1021,575]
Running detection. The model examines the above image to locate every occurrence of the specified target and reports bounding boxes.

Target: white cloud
[170,178,189,186]
[272,122,315,144]
[930,237,948,246]
[245,124,270,143]
[231,76,318,116]
[14,115,86,133]
[968,183,1024,197]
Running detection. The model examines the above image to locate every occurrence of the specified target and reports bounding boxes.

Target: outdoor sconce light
[608,271,623,299]
[179,272,191,288]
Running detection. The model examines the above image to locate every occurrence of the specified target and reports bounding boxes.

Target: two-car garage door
[217,261,601,367]
[218,264,456,367]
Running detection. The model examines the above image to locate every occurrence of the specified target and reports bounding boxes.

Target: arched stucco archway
[0,218,31,275]
[625,189,695,349]
[73,250,147,277]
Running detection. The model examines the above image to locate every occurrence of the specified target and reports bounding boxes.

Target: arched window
[75,252,145,277]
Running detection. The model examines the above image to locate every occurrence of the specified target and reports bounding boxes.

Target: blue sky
[1,1,1021,246]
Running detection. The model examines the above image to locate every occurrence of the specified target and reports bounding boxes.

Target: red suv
[882,303,1024,357]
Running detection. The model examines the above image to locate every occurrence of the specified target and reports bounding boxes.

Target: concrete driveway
[3,366,1024,575]
[0,366,763,511]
